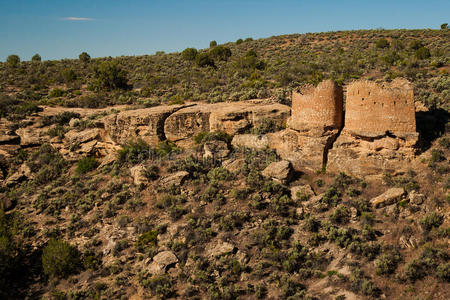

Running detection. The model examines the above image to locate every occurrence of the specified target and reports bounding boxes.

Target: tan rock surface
[370,187,406,208]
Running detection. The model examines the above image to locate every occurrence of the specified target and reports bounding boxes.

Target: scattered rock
[78,140,97,154]
[153,251,178,270]
[160,171,189,186]
[16,127,49,146]
[231,134,269,150]
[98,153,118,168]
[370,187,406,208]
[69,118,80,127]
[130,165,147,185]
[103,238,117,256]
[399,235,418,249]
[209,242,235,257]
[65,128,101,144]
[290,184,315,201]
[222,158,244,174]
[408,190,425,205]
[203,140,229,160]
[6,164,33,186]
[261,160,293,184]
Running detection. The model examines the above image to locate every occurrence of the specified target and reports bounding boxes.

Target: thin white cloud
[62,17,94,21]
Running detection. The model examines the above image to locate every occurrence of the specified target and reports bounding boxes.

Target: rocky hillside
[0,29,449,300]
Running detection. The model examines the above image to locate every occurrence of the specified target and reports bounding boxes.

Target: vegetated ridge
[0,28,449,299]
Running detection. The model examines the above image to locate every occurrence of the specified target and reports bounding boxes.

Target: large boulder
[290,184,315,201]
[370,187,406,208]
[209,242,235,257]
[231,134,269,150]
[64,128,101,144]
[16,127,49,146]
[6,164,33,186]
[160,171,189,186]
[148,251,179,275]
[102,105,186,145]
[130,165,147,185]
[261,160,293,184]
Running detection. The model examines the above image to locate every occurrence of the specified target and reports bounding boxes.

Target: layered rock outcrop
[164,101,289,147]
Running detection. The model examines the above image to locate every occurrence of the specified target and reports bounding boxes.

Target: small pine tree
[6,55,20,68]
[181,48,198,61]
[42,239,81,278]
[31,54,41,62]
[79,52,91,63]
[209,40,217,48]
[196,53,215,68]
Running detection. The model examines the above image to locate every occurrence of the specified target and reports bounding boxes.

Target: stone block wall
[345,78,416,137]
[289,80,343,131]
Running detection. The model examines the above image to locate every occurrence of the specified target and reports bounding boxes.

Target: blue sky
[0,0,448,61]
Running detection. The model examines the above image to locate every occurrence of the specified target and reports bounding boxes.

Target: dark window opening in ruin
[374,102,376,104]
[361,97,364,101]
[405,100,407,104]
[394,101,396,105]
[382,103,384,107]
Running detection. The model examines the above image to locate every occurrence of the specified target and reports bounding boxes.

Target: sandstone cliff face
[102,105,187,145]
[164,101,289,146]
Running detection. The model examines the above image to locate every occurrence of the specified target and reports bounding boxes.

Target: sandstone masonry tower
[289,80,343,132]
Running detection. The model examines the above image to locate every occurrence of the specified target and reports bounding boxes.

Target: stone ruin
[267,80,343,170]
[0,77,420,186]
[268,77,419,175]
[327,78,418,175]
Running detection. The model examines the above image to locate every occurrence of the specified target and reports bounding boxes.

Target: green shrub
[207,167,232,182]
[236,38,243,45]
[49,88,65,97]
[76,157,99,174]
[181,47,198,61]
[209,40,217,48]
[194,131,231,144]
[142,165,159,180]
[42,239,81,278]
[420,212,444,231]
[376,38,390,48]
[118,139,154,165]
[157,140,181,156]
[252,118,282,134]
[415,47,431,59]
[409,40,424,50]
[136,230,158,252]
[303,217,321,232]
[209,46,232,61]
[330,205,351,224]
[375,250,402,275]
[78,52,91,63]
[31,53,41,62]
[6,54,20,68]
[436,263,450,281]
[196,52,215,68]
[141,274,174,299]
[91,61,129,91]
